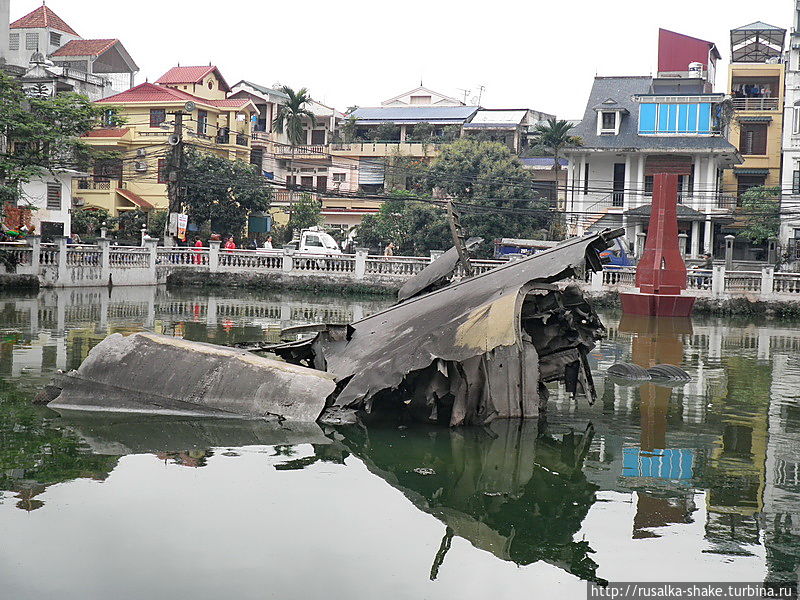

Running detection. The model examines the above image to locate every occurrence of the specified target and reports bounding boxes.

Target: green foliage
[272,86,316,147]
[409,122,434,141]
[341,116,358,143]
[0,72,104,205]
[288,193,323,232]
[440,125,461,142]
[182,148,272,238]
[529,118,581,169]
[71,207,114,236]
[738,186,780,244]
[370,122,401,141]
[147,210,168,238]
[356,190,450,255]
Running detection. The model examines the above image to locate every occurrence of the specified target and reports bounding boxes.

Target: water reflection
[0,288,800,594]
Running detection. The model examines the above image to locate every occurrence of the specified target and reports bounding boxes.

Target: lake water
[1,286,799,599]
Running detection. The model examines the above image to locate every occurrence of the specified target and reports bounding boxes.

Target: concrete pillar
[704,216,713,255]
[144,239,158,284]
[690,221,700,258]
[712,265,725,299]
[678,233,689,256]
[590,269,603,291]
[430,250,445,262]
[637,155,645,206]
[623,154,632,211]
[209,240,221,273]
[636,232,647,258]
[566,157,575,233]
[692,155,703,209]
[55,236,68,287]
[354,247,368,280]
[706,156,716,203]
[29,235,41,275]
[724,234,735,271]
[282,246,294,273]
[97,239,111,286]
[761,266,775,299]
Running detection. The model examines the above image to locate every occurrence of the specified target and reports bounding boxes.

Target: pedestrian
[693,252,713,289]
[263,235,273,250]
[384,242,395,257]
[224,236,236,250]
[192,237,203,265]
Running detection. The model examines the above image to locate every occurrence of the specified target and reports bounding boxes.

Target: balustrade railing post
[97,239,111,285]
[355,248,368,279]
[429,250,445,263]
[29,235,40,276]
[712,265,725,299]
[282,246,294,273]
[144,239,158,284]
[761,266,774,300]
[55,236,68,286]
[209,240,221,273]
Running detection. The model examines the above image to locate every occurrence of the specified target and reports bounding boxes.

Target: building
[564,30,742,259]
[78,66,256,216]
[380,85,465,107]
[5,4,137,100]
[722,22,786,260]
[782,4,800,258]
[462,108,554,153]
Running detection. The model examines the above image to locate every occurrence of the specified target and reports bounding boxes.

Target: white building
[781,1,800,259]
[18,170,81,238]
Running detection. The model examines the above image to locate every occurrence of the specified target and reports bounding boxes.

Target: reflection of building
[781,6,800,251]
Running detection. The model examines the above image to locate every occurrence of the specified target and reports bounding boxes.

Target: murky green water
[1,287,799,599]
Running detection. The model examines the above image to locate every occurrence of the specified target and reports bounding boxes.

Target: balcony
[329,141,441,158]
[273,144,327,158]
[732,97,779,111]
[76,177,117,192]
[272,189,319,204]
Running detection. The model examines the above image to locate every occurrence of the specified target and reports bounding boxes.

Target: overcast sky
[9,0,796,118]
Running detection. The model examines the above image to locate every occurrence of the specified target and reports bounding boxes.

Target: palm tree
[530,118,582,175]
[272,86,316,224]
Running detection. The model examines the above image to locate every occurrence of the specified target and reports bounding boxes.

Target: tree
[529,118,582,173]
[738,186,780,245]
[272,86,315,225]
[182,148,271,238]
[0,71,104,206]
[71,207,114,238]
[370,122,400,141]
[422,139,553,255]
[287,193,323,232]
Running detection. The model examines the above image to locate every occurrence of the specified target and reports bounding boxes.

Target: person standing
[192,237,203,264]
[263,235,273,250]
[384,242,395,257]
[224,237,236,251]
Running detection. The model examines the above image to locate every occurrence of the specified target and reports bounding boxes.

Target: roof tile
[51,39,118,57]
[155,66,230,91]
[10,5,78,36]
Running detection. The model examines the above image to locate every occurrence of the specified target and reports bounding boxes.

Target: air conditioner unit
[73,197,85,207]
[134,161,148,172]
[136,148,147,157]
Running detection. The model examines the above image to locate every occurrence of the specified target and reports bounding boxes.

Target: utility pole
[165,112,184,246]
[446,200,473,277]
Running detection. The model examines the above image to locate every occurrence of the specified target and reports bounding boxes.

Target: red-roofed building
[6,4,138,100]
[155,66,231,98]
[78,71,257,216]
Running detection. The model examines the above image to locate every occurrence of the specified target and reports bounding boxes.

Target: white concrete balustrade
[1,238,800,300]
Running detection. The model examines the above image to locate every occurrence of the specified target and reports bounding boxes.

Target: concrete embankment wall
[0,274,39,290]
[166,270,401,296]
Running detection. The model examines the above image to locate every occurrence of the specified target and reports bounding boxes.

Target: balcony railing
[273,144,327,157]
[272,190,320,204]
[732,97,779,111]
[77,177,115,191]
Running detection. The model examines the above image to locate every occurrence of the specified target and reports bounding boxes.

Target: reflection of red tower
[621,173,695,317]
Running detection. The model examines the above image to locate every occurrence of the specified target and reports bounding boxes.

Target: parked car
[259,227,342,256]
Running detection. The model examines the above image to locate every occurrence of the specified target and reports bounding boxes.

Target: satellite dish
[184,101,196,113]
[168,134,182,146]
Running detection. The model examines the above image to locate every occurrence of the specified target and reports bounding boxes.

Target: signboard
[168,212,179,236]
[177,214,188,241]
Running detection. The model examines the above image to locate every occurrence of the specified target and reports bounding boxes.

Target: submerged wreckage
[44,229,623,426]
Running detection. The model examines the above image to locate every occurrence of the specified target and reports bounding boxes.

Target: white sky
[8,0,796,118]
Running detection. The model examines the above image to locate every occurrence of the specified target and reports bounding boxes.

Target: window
[208,80,214,90]
[602,112,616,130]
[332,173,346,182]
[49,32,61,46]
[25,33,38,50]
[46,183,61,210]
[197,110,208,135]
[9,33,19,51]
[739,123,767,155]
[157,159,168,184]
[150,109,166,128]
[311,129,326,145]
[794,170,800,195]
[316,176,327,192]
[644,175,654,196]
[305,235,323,248]
[250,148,263,167]
[102,109,118,127]
[639,103,713,134]
[794,107,800,135]
[300,176,314,189]
[583,162,589,195]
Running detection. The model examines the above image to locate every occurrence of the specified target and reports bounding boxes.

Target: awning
[733,168,770,176]
[358,158,385,185]
[116,189,155,209]
[738,116,773,123]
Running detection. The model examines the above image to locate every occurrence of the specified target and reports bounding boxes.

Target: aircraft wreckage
[43,228,623,426]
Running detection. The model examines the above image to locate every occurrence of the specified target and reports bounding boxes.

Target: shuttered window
[793,170,800,195]
[9,33,19,50]
[644,155,693,176]
[157,159,168,184]
[46,183,61,210]
[358,158,385,185]
[150,109,166,128]
[739,123,767,155]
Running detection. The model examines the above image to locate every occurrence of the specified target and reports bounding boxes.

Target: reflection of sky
[622,447,694,480]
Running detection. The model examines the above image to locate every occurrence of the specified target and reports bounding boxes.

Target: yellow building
[724,23,786,198]
[76,66,256,215]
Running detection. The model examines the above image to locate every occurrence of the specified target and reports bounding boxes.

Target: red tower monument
[620,173,695,317]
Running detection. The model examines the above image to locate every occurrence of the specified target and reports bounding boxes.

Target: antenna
[476,85,485,106]
[457,88,471,104]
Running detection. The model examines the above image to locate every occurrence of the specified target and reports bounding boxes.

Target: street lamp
[141,223,148,246]
[100,222,107,239]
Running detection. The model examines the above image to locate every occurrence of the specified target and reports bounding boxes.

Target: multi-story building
[5,4,137,100]
[564,30,742,259]
[782,4,800,258]
[722,22,786,259]
[77,66,256,216]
